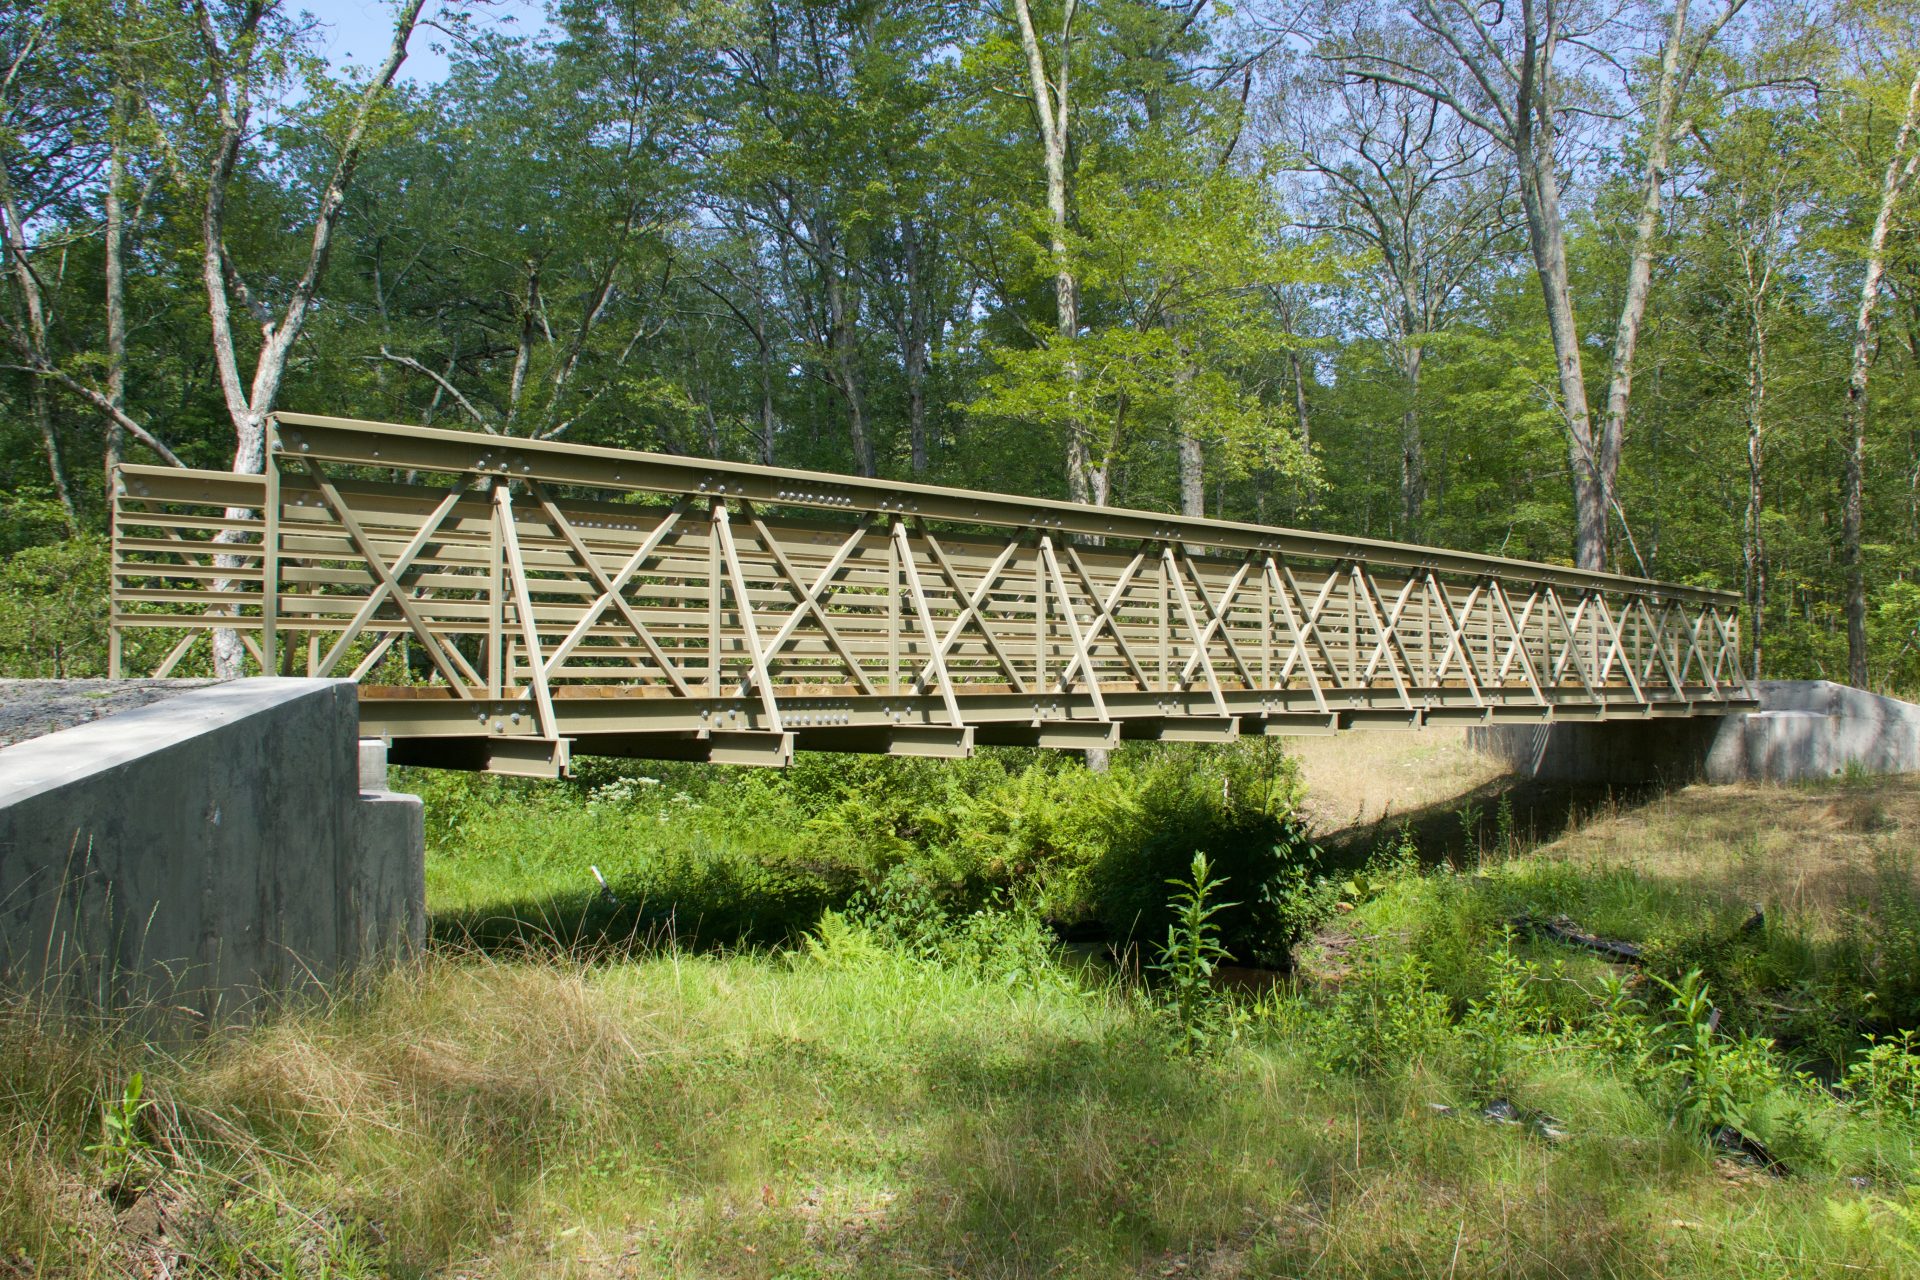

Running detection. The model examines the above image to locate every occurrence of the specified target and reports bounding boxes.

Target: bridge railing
[109,413,1751,773]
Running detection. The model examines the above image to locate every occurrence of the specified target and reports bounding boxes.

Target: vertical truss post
[487,489,504,699]
[707,509,723,696]
[1260,564,1273,689]
[888,527,902,695]
[1157,546,1170,688]
[893,517,964,728]
[492,481,557,740]
[1034,541,1048,691]
[712,499,784,733]
[261,446,280,674]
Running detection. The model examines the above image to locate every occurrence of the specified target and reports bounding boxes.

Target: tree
[352,0,708,448]
[1006,0,1098,502]
[1331,0,1745,570]
[1282,66,1518,538]
[1834,20,1920,687]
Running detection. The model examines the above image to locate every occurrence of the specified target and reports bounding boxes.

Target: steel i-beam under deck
[108,413,1756,776]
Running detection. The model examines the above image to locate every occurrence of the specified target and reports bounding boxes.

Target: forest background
[5,0,1920,691]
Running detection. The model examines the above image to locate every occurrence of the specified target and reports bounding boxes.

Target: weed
[1456,797,1484,858]
[1461,930,1542,1098]
[1846,1031,1920,1123]
[1493,790,1517,859]
[1319,949,1452,1077]
[1645,969,1782,1137]
[1152,852,1238,1054]
[86,1071,152,1198]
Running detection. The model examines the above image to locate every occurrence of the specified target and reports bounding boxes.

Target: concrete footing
[1471,680,1920,785]
[0,679,423,1026]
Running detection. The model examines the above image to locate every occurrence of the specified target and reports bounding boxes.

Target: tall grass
[10,753,1920,1276]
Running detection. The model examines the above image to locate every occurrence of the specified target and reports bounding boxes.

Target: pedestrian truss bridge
[108,414,1756,776]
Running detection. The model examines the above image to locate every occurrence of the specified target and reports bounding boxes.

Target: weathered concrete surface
[1472,680,1920,785]
[0,679,423,1024]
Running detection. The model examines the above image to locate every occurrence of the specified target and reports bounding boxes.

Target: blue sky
[299,0,549,85]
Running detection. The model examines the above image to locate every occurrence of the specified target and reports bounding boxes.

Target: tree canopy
[7,0,1920,688]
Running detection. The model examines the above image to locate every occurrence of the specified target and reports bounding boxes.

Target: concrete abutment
[1471,680,1920,785]
[0,679,423,1026]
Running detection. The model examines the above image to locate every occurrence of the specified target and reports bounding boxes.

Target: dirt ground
[0,679,221,748]
[1286,725,1920,928]
[1286,727,1507,834]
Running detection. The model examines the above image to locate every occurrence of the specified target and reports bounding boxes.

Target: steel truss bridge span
[108,414,1755,776]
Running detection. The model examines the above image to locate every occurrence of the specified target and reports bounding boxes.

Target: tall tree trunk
[31,382,75,523]
[1594,0,1692,555]
[902,219,930,476]
[1289,348,1311,451]
[1844,65,1920,689]
[1744,305,1767,681]
[1011,0,1098,507]
[1512,97,1605,569]
[1400,339,1424,538]
[0,154,77,527]
[103,76,131,489]
[1176,357,1203,517]
[201,0,425,675]
[826,267,874,476]
[757,334,778,466]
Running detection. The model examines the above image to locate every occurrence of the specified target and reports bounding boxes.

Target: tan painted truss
[107,412,1754,776]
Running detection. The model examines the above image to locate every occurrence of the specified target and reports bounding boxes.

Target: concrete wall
[0,679,423,1026]
[1472,680,1920,785]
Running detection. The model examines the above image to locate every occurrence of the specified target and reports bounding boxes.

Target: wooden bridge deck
[109,413,1754,775]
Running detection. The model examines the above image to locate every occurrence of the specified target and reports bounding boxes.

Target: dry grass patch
[1287,728,1507,835]
[1537,776,1920,936]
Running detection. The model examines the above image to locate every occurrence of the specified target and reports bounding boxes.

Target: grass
[7,742,1920,1277]
[11,937,1912,1277]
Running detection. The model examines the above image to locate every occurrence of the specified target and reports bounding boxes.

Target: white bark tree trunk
[1844,64,1920,688]
[202,0,425,676]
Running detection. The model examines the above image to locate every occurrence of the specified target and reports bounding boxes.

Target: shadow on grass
[429,886,844,960]
[1315,774,1666,871]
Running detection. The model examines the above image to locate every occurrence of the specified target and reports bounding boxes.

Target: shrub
[0,536,112,677]
[1318,949,1453,1078]
[1085,742,1313,964]
[1846,1032,1920,1124]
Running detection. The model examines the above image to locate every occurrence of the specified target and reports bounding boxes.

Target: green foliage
[0,536,111,678]
[86,1071,153,1194]
[1152,852,1239,1054]
[1642,970,1783,1136]
[1461,931,1551,1097]
[1846,1032,1920,1123]
[422,741,1314,962]
[1317,951,1453,1078]
[1083,742,1315,964]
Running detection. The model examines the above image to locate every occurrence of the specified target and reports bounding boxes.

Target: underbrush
[12,754,1920,1276]
[9,892,1920,1277]
[416,740,1315,962]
